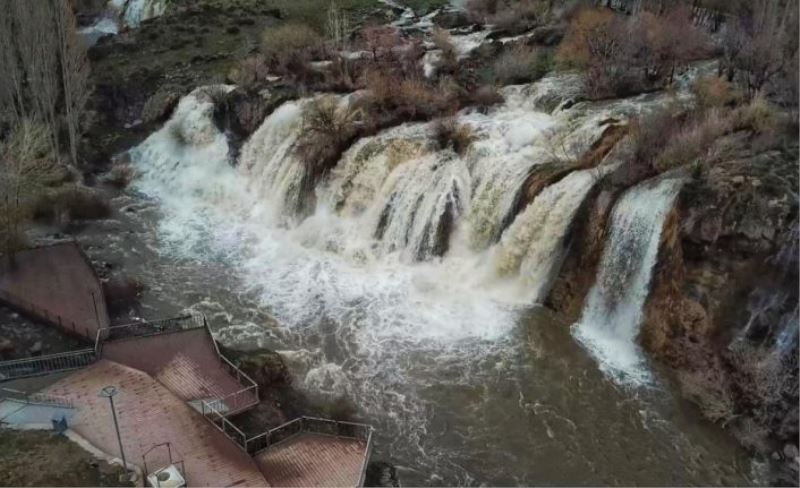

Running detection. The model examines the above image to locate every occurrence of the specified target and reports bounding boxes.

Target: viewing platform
[0,243,373,486]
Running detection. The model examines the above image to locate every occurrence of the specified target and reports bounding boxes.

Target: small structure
[1,314,374,487]
[0,242,373,486]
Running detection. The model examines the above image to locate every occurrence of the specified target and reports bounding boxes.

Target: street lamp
[99,386,127,472]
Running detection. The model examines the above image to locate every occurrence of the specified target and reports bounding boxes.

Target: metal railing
[95,315,199,348]
[0,348,96,381]
[246,416,374,454]
[200,398,249,449]
[0,387,74,408]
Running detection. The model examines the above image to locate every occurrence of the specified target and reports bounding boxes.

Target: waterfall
[238,100,309,224]
[117,0,168,27]
[494,165,612,303]
[573,176,684,384]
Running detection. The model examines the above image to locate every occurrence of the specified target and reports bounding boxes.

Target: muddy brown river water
[63,192,758,486]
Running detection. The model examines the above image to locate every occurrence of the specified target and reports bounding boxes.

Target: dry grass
[297,95,365,177]
[432,117,475,156]
[261,23,323,76]
[491,44,551,84]
[363,69,460,121]
[692,75,736,110]
[32,186,111,223]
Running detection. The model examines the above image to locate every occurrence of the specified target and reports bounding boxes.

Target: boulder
[141,84,186,124]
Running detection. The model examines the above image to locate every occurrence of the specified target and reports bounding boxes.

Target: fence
[94,315,200,351]
[0,289,94,340]
[0,387,74,408]
[0,348,96,381]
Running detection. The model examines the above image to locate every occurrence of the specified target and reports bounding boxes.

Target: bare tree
[326,1,350,51]
[0,120,59,263]
[723,0,799,98]
[12,0,61,161]
[54,0,92,167]
[0,6,27,122]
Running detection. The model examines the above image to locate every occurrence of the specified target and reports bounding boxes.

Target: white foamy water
[573,176,684,385]
[123,77,759,485]
[495,165,614,303]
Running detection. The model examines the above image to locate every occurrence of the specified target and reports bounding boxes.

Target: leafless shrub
[491,44,550,84]
[297,95,365,177]
[678,366,737,424]
[229,55,271,91]
[32,186,111,223]
[466,0,545,30]
[432,118,475,156]
[692,75,736,110]
[431,26,458,72]
[261,23,323,76]
[653,108,732,172]
[362,69,460,121]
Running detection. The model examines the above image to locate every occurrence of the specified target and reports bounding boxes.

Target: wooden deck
[45,359,268,487]
[0,242,108,340]
[255,433,368,487]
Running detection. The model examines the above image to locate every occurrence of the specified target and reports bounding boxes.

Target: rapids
[119,76,755,485]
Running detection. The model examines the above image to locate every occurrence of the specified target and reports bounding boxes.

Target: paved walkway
[45,359,268,487]
[101,328,257,414]
[0,242,108,340]
[255,433,368,487]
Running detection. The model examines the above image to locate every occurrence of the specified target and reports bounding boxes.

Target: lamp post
[99,386,127,471]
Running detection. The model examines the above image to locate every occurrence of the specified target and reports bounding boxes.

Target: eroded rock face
[545,127,798,481]
[643,139,799,482]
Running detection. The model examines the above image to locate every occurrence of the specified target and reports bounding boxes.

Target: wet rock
[141,84,186,124]
[220,347,292,391]
[525,24,566,46]
[431,10,472,29]
[364,461,400,487]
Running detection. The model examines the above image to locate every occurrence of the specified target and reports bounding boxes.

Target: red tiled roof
[45,359,268,487]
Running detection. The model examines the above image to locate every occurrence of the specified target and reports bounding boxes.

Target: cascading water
[573,175,684,385]
[238,99,310,223]
[494,165,614,303]
[126,75,753,485]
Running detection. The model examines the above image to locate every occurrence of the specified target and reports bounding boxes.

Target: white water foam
[573,176,684,385]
